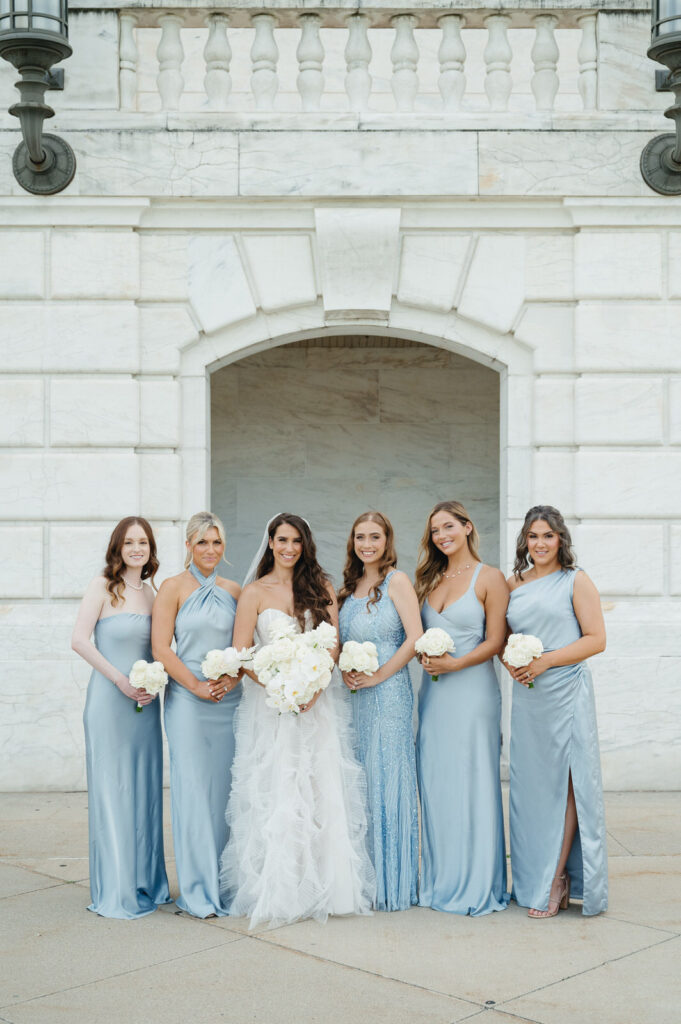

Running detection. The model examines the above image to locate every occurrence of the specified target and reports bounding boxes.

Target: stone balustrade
[57,0,656,117]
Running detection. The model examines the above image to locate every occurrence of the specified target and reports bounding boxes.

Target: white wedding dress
[219,608,376,928]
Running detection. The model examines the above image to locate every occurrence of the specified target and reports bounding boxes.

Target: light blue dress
[83,613,170,918]
[339,571,419,911]
[417,563,508,915]
[507,568,608,916]
[164,562,240,918]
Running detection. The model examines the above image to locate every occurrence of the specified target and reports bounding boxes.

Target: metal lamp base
[640,132,681,195]
[12,132,75,195]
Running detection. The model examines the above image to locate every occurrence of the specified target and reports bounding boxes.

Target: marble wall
[210,337,500,586]
[1,197,681,792]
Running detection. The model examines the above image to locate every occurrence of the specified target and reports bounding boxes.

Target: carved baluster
[204,13,231,110]
[391,14,419,113]
[251,13,279,111]
[484,14,512,111]
[345,13,372,112]
[577,13,597,110]
[119,12,138,111]
[438,14,466,112]
[531,14,559,112]
[297,13,324,111]
[157,13,185,111]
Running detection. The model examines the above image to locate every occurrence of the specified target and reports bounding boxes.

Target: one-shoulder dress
[220,608,375,928]
[417,563,508,915]
[507,568,608,915]
[83,612,170,918]
[163,563,240,917]
[338,571,419,910]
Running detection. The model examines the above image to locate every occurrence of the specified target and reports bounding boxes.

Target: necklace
[123,575,144,591]
[443,563,472,579]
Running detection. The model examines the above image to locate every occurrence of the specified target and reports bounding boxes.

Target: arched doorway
[210,334,500,584]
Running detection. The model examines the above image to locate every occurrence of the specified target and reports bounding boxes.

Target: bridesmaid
[338,511,421,911]
[415,500,509,915]
[152,511,241,918]
[504,505,608,917]
[72,517,170,918]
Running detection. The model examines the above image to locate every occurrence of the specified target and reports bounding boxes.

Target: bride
[219,513,375,927]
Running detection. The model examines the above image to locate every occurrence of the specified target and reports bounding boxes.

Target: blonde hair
[414,500,480,606]
[184,511,226,569]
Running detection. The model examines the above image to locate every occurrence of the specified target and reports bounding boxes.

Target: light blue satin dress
[83,613,170,918]
[164,563,239,917]
[339,571,419,911]
[507,568,608,915]
[417,563,508,915]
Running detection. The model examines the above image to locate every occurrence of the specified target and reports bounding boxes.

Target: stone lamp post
[641,0,681,194]
[0,0,75,194]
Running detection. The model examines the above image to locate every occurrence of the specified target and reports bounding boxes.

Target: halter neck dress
[339,570,419,911]
[507,568,608,915]
[417,563,508,915]
[83,612,170,918]
[164,562,239,918]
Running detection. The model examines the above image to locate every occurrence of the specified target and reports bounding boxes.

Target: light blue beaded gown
[83,613,170,918]
[339,570,419,911]
[164,562,240,917]
[507,568,608,916]
[417,564,508,915]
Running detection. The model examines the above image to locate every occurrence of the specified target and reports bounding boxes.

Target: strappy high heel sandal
[528,873,570,918]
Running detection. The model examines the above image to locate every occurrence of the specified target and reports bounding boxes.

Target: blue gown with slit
[506,568,608,915]
[83,612,170,918]
[164,563,239,917]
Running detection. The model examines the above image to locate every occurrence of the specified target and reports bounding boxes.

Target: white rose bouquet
[201,645,255,681]
[339,640,380,693]
[253,616,337,715]
[128,659,168,712]
[503,633,544,688]
[414,628,456,681]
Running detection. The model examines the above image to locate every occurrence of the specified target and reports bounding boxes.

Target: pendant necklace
[443,563,472,579]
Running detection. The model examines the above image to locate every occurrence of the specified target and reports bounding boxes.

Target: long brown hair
[255,513,332,629]
[513,505,577,579]
[338,511,397,610]
[103,517,159,607]
[414,500,480,606]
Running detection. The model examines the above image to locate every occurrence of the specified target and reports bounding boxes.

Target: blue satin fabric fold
[83,613,170,918]
[339,571,419,911]
[507,569,608,916]
[164,563,240,918]
[417,565,508,915]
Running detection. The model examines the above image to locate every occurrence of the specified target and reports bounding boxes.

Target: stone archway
[209,334,500,585]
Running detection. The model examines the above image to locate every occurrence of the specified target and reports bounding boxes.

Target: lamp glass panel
[0,0,9,15]
[655,0,681,38]
[14,0,29,11]
[32,0,64,33]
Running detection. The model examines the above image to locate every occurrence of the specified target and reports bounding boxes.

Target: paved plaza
[1,789,679,1024]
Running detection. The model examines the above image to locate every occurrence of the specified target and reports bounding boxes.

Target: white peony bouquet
[253,615,337,715]
[201,646,255,681]
[503,633,544,688]
[414,628,456,681]
[339,640,380,693]
[128,659,168,712]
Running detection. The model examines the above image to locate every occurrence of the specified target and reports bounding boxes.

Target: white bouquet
[253,616,337,715]
[128,659,168,712]
[503,633,544,688]
[339,640,380,693]
[201,645,255,681]
[414,628,456,681]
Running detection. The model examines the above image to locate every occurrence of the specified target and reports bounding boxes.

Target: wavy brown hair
[414,501,480,606]
[513,505,577,579]
[103,517,158,607]
[338,511,397,610]
[255,513,332,629]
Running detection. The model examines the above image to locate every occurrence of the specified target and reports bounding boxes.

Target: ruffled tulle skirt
[219,674,375,928]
